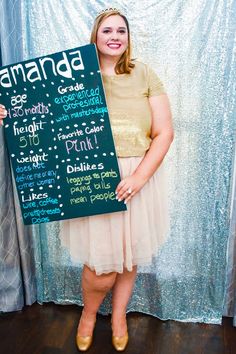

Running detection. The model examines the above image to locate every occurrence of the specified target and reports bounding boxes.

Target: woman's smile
[107,42,122,49]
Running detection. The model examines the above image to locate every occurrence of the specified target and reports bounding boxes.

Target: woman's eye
[103,30,110,33]
[119,30,126,34]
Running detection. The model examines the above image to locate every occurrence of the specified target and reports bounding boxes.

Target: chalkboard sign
[1,44,126,225]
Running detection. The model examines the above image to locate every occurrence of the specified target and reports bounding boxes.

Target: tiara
[97,8,120,16]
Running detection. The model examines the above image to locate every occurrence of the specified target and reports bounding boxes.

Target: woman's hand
[115,172,148,204]
[0,105,7,126]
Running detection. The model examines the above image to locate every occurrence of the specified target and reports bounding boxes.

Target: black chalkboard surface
[1,44,127,224]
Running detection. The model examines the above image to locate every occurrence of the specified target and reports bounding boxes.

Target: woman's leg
[111,266,137,336]
[77,265,117,336]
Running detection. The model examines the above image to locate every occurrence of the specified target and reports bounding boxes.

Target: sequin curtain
[1,0,235,323]
[0,0,36,312]
[224,147,236,325]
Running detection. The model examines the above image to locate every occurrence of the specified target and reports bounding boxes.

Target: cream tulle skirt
[60,157,170,275]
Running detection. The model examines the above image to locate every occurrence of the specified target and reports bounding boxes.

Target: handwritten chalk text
[0,50,84,88]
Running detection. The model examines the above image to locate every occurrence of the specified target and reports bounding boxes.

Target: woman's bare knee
[82,265,117,293]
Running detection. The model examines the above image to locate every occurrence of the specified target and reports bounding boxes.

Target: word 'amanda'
[0,49,85,88]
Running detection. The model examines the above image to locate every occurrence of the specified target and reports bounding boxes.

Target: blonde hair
[90,9,135,74]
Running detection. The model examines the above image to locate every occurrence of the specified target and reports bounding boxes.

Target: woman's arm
[0,105,7,125]
[116,94,174,203]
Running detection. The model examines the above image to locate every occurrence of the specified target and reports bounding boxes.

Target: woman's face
[96,15,129,60]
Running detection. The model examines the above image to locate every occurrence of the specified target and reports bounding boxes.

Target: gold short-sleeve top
[102,61,165,157]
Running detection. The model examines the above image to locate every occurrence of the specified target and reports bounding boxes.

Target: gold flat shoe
[112,332,129,351]
[76,335,93,352]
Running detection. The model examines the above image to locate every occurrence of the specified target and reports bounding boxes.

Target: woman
[0,9,174,352]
